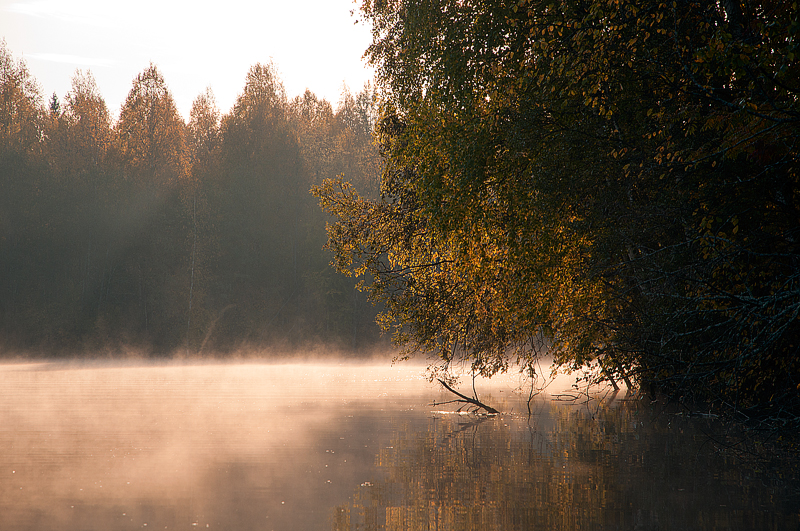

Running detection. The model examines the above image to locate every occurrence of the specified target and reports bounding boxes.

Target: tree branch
[436,378,499,414]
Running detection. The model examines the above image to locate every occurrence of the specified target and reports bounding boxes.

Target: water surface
[0,361,796,530]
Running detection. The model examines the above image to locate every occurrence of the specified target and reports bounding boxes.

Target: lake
[0,361,797,531]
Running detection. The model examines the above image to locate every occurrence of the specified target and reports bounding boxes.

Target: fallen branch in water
[435,378,499,414]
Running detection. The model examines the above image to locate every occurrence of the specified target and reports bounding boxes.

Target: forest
[0,41,384,356]
[315,0,799,424]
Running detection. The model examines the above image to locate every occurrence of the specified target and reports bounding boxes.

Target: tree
[316,0,800,420]
[117,63,188,186]
[60,70,113,177]
[291,89,335,188]
[42,70,115,345]
[188,88,221,173]
[0,41,52,348]
[208,63,304,346]
[332,85,381,199]
[182,88,222,352]
[0,39,43,155]
[108,64,191,352]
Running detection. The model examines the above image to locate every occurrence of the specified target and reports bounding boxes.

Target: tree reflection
[332,401,797,531]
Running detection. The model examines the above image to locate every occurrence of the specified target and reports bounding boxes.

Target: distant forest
[0,41,384,356]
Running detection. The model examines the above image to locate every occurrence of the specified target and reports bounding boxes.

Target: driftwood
[435,378,499,414]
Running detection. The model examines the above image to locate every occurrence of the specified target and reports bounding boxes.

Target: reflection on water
[0,362,797,531]
[335,397,799,531]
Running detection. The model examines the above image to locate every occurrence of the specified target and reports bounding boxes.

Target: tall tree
[210,63,304,345]
[109,64,191,352]
[317,0,800,418]
[43,70,115,345]
[183,88,221,352]
[0,41,51,347]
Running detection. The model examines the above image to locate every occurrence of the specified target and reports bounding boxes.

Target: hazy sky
[0,0,375,119]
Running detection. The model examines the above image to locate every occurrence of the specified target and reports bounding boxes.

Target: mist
[0,362,439,531]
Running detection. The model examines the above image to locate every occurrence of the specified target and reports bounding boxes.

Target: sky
[0,0,375,120]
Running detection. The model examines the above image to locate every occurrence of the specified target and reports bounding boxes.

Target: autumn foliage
[315,0,800,422]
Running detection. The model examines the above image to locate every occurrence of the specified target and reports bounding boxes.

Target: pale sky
[0,0,375,120]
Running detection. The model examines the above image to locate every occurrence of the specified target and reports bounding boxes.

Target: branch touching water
[435,378,499,415]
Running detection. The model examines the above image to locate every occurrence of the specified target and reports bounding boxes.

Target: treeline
[318,1,799,422]
[0,41,383,356]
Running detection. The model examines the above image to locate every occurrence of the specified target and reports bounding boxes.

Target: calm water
[0,361,797,531]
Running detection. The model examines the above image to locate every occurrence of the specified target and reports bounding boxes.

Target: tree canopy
[315,0,800,420]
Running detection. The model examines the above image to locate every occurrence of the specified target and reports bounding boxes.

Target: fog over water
[1,360,797,531]
[0,362,436,530]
